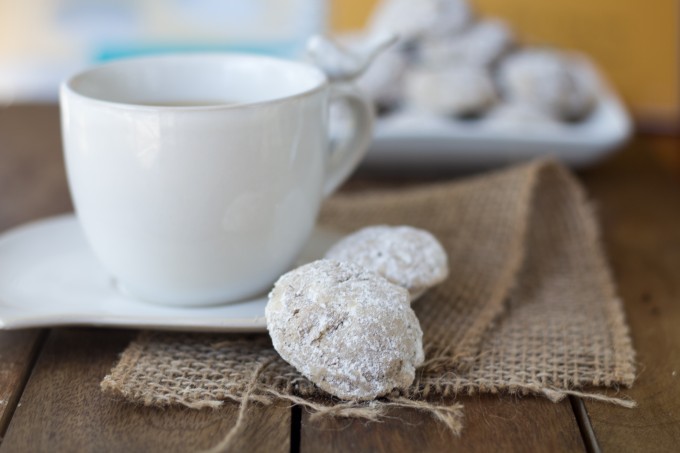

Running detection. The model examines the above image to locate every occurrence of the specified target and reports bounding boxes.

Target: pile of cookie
[357,0,597,127]
[265,226,448,400]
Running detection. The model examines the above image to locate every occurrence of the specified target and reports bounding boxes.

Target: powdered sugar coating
[266,259,424,400]
[369,0,473,44]
[356,47,407,107]
[404,64,497,117]
[497,49,596,121]
[485,103,564,132]
[325,225,449,300]
[419,19,514,68]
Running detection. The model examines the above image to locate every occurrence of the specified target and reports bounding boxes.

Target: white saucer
[0,215,342,332]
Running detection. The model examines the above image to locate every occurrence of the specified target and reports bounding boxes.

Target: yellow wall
[331,0,679,123]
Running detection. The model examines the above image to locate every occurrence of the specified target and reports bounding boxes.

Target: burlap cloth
[101,160,636,440]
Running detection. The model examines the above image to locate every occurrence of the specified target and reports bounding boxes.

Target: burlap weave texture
[101,160,636,423]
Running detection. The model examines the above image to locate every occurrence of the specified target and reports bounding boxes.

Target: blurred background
[0,0,677,131]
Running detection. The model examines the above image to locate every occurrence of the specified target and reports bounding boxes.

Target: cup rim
[61,52,329,112]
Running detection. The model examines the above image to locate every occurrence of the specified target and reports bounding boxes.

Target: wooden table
[0,105,679,452]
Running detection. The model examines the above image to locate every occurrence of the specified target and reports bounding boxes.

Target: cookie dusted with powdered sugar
[485,103,564,132]
[325,225,449,301]
[497,49,596,121]
[266,259,424,401]
[355,47,407,111]
[404,65,497,117]
[369,0,473,44]
[418,19,514,68]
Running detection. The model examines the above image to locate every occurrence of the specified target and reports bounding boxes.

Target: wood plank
[576,140,680,450]
[0,105,69,441]
[647,136,680,181]
[0,331,45,437]
[301,396,585,452]
[0,329,291,453]
[0,104,72,229]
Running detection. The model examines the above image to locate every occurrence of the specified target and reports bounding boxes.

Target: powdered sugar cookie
[419,19,513,68]
[484,102,564,132]
[266,259,424,400]
[355,47,408,110]
[325,225,449,300]
[369,0,473,44]
[497,49,596,121]
[404,64,497,117]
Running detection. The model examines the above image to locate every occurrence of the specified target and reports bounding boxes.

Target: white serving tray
[362,56,632,170]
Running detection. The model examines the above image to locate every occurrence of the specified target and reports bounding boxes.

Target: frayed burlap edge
[101,351,465,453]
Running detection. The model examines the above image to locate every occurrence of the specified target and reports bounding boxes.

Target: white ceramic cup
[60,53,373,306]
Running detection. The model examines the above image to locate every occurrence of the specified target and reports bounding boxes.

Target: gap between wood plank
[291,405,302,453]
[300,396,585,452]
[0,329,48,440]
[569,396,601,453]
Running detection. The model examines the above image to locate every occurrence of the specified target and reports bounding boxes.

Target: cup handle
[323,83,374,197]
